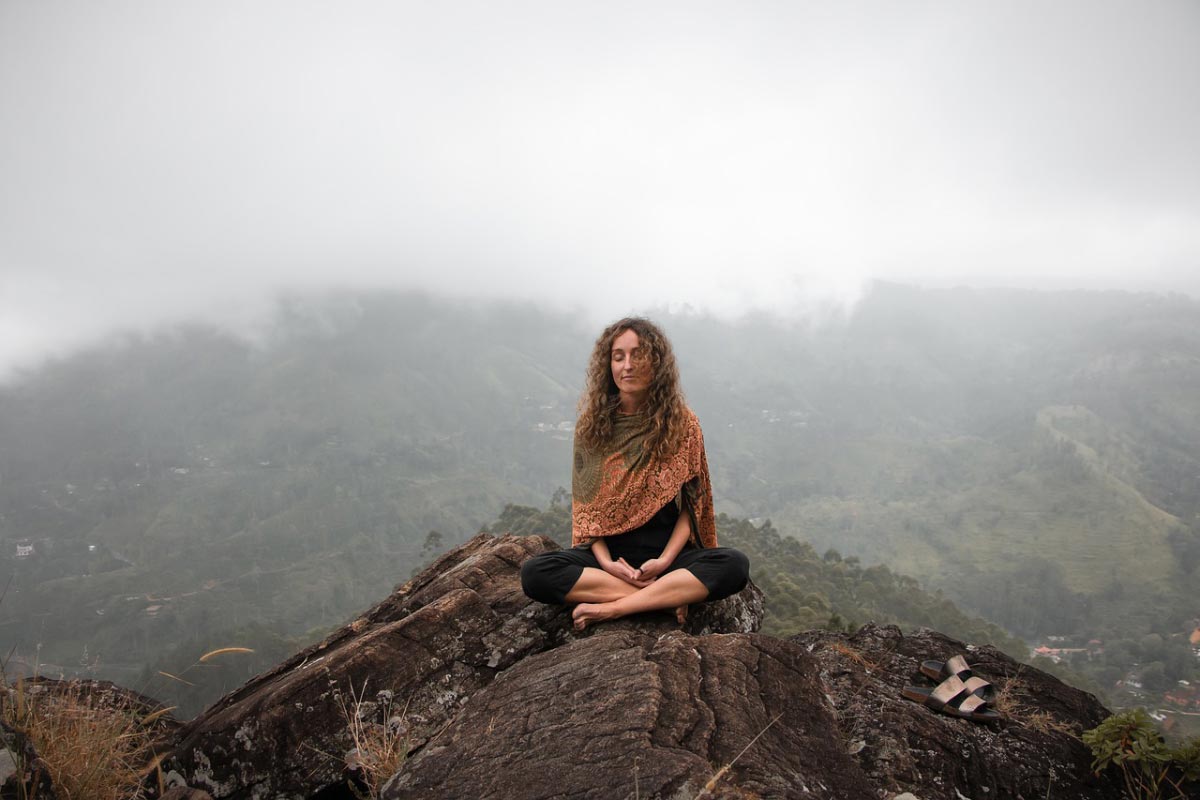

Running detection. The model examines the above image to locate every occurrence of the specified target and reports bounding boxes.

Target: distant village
[1033,624,1200,736]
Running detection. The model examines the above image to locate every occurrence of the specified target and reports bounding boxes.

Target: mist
[2,0,1198,377]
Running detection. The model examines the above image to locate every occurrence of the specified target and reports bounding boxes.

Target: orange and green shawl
[571,407,717,548]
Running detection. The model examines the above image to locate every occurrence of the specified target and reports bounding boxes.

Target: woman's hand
[601,557,655,588]
[633,557,671,582]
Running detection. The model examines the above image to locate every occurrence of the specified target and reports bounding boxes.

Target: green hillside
[1,286,1198,713]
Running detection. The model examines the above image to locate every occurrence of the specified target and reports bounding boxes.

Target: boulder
[381,630,875,799]
[159,533,763,798]
[792,623,1123,800]
[157,533,1130,799]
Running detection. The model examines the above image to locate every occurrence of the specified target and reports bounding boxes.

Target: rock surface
[160,789,215,800]
[154,534,1130,799]
[159,533,763,798]
[793,624,1123,800]
[382,630,874,799]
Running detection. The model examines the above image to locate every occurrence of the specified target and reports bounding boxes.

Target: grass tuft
[1,643,250,799]
[1,677,163,800]
[339,680,410,799]
[990,670,1078,737]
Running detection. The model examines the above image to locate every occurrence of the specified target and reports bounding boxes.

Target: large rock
[156,533,1130,799]
[792,623,1123,800]
[382,630,875,799]
[378,620,1131,799]
[159,533,763,798]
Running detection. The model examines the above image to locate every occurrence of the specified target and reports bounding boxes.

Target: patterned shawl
[571,406,717,548]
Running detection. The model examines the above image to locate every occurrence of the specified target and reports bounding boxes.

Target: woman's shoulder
[679,404,703,432]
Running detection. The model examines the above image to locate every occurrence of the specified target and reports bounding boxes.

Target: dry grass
[1022,709,1077,737]
[1,645,249,800]
[156,645,258,689]
[339,680,410,799]
[827,642,880,673]
[990,673,1022,717]
[2,678,162,800]
[693,712,783,800]
[989,671,1078,738]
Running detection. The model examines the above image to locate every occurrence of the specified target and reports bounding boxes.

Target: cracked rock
[158,533,762,798]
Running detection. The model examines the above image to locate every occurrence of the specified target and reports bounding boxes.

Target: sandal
[902,674,1002,722]
[920,654,995,702]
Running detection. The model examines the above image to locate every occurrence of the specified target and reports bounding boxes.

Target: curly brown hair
[575,317,688,462]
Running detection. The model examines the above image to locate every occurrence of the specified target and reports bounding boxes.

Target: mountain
[1,285,1198,711]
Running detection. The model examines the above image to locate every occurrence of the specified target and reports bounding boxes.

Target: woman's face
[610,328,652,396]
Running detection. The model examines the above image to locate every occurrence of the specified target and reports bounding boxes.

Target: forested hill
[1,285,1197,713]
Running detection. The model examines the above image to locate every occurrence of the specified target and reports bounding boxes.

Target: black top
[598,498,682,562]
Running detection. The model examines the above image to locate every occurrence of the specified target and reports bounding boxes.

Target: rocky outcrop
[155,533,1127,799]
[382,630,874,799]
[159,533,763,798]
[793,624,1122,800]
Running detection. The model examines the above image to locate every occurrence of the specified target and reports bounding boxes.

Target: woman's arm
[635,506,692,581]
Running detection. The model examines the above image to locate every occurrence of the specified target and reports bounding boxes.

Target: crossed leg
[570,568,709,630]
[564,567,641,603]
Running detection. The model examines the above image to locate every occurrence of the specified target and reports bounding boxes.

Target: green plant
[1082,709,1200,799]
[1172,737,1200,783]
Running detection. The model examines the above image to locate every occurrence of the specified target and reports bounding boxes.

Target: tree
[1141,661,1169,693]
[421,530,444,560]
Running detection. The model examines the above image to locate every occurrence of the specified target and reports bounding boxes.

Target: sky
[1,0,1198,377]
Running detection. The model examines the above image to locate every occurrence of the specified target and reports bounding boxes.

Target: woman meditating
[521,317,750,631]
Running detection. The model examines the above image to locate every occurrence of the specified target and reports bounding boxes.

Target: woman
[521,317,750,630]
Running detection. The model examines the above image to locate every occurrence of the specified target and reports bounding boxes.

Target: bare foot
[572,602,618,631]
[675,604,688,625]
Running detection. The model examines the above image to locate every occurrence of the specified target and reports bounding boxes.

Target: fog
[2,0,1198,376]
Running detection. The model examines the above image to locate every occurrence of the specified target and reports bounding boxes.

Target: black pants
[521,515,750,605]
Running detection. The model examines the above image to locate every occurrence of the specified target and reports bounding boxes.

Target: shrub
[1082,708,1200,800]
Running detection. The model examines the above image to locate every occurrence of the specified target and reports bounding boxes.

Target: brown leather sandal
[920,654,995,702]
[902,674,1002,722]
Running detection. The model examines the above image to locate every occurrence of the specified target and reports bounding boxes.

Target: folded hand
[603,557,656,588]
[633,557,670,582]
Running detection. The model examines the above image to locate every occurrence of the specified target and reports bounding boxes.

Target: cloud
[1,0,1198,377]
